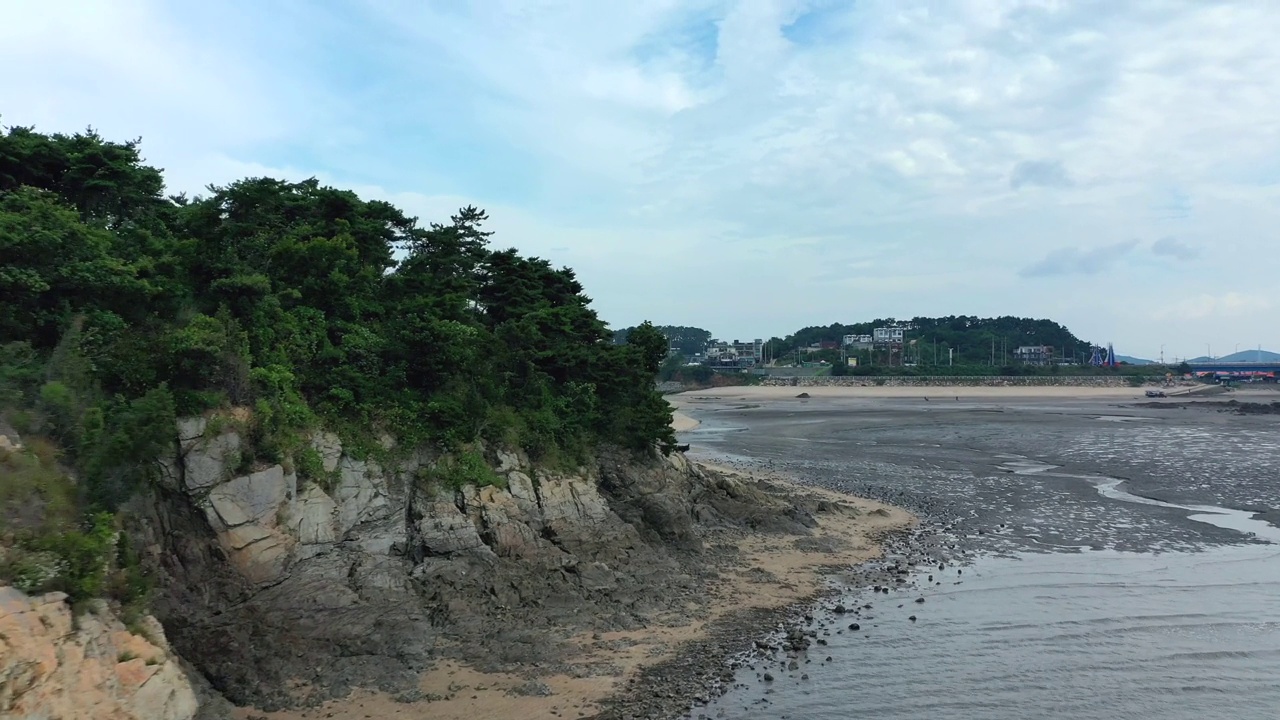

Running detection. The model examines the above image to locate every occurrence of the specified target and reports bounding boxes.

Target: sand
[230,463,911,720]
[670,409,700,432]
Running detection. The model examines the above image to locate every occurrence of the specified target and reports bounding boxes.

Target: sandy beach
[232,460,911,720]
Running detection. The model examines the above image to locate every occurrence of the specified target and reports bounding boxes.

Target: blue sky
[4,0,1280,360]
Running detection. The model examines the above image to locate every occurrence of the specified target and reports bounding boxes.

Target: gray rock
[181,425,241,492]
[310,431,343,474]
[294,484,339,548]
[334,458,392,535]
[205,465,291,531]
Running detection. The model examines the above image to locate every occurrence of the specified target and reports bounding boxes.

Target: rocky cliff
[127,415,805,712]
[0,587,200,720]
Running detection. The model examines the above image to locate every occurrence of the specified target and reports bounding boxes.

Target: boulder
[0,587,200,720]
[204,465,292,531]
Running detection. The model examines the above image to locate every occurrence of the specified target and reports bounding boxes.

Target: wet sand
[232,462,912,720]
[670,409,700,432]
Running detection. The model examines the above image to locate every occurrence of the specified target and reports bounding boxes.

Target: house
[705,338,763,367]
[1014,345,1054,366]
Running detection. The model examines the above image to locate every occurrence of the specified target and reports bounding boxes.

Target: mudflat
[682,385,1280,720]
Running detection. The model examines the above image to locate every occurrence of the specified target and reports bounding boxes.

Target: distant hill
[1186,349,1280,363]
[1116,355,1154,365]
[614,325,712,356]
[770,316,1093,367]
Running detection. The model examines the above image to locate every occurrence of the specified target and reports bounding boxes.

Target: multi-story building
[705,338,764,367]
[1014,345,1055,366]
[843,334,874,350]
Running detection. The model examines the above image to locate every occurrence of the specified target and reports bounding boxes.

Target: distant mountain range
[1185,349,1280,363]
[1114,349,1279,365]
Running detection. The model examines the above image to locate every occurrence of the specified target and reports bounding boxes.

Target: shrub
[422,449,506,492]
[294,446,326,484]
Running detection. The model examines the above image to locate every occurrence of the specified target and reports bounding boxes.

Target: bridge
[1185,361,1280,376]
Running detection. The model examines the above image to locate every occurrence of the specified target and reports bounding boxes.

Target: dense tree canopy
[614,325,712,357]
[0,125,677,509]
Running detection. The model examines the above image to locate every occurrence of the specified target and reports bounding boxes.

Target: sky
[3,0,1280,361]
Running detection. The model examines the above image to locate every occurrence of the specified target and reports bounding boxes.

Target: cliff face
[0,587,199,720]
[130,416,789,711]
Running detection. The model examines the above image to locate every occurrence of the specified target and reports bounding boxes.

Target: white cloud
[1020,240,1140,277]
[1156,292,1274,321]
[5,0,1280,357]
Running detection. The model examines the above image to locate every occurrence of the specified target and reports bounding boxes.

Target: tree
[1,123,682,492]
[0,188,146,348]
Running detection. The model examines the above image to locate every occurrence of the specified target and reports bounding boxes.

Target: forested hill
[1,125,676,513]
[773,316,1093,364]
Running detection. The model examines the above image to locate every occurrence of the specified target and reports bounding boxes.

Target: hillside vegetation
[772,316,1093,366]
[0,124,675,603]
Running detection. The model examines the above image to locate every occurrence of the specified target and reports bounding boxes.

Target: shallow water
[700,548,1280,720]
[682,396,1280,719]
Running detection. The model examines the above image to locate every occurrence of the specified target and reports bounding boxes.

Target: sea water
[685,396,1280,719]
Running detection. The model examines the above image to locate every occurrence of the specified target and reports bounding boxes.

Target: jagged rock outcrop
[0,587,199,720]
[131,415,790,710]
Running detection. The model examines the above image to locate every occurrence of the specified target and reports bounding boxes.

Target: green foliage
[0,440,78,531]
[0,502,149,605]
[293,446,328,488]
[78,386,177,511]
[768,316,1096,369]
[0,124,680,592]
[422,449,508,492]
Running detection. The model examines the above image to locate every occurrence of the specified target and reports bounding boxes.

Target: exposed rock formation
[0,587,199,720]
[127,415,816,711]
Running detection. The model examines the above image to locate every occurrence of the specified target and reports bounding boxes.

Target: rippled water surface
[702,548,1280,720]
[683,395,1280,720]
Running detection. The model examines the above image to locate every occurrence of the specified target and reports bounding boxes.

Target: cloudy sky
[4,0,1280,360]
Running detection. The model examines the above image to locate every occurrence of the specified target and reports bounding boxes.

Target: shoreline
[231,457,915,720]
[675,384,1168,400]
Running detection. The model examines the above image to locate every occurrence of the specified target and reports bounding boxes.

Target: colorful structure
[1089,343,1119,368]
